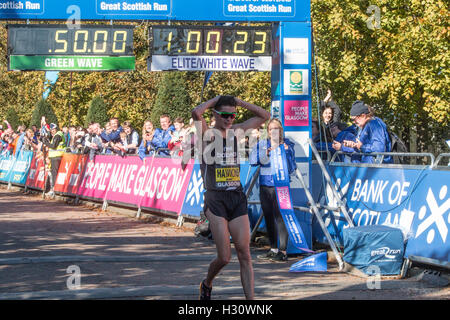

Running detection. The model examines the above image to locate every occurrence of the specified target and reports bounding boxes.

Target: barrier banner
[271,146,312,253]
[7,150,33,185]
[54,153,88,195]
[312,164,450,263]
[0,153,14,182]
[77,155,194,214]
[25,154,48,190]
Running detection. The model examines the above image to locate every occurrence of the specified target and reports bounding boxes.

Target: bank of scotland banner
[312,164,450,263]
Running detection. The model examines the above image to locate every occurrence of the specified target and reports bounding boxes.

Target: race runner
[192,95,270,300]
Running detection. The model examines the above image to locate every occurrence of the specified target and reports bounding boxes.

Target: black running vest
[200,136,242,191]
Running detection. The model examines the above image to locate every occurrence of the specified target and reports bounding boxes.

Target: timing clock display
[149,25,272,72]
[7,24,135,71]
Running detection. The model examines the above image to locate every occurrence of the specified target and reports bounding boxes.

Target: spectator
[112,131,128,157]
[312,119,332,160]
[73,128,87,153]
[168,117,186,157]
[250,118,296,262]
[62,126,69,144]
[84,123,104,160]
[20,129,39,153]
[320,89,342,125]
[152,114,175,156]
[181,118,197,164]
[121,121,140,154]
[66,126,77,152]
[42,123,66,198]
[330,123,357,162]
[138,120,156,161]
[343,100,392,164]
[100,117,123,144]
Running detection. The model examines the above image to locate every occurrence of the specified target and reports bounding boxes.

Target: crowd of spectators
[1,98,398,166]
[0,115,198,161]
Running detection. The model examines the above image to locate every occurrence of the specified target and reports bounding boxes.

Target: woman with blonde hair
[250,118,297,262]
[138,120,155,160]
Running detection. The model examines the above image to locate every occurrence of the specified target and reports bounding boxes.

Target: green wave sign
[9,55,135,71]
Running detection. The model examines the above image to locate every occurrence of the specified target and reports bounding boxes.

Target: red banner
[25,154,48,190]
[54,153,88,195]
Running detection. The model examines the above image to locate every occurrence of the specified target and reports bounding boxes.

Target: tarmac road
[0,187,448,301]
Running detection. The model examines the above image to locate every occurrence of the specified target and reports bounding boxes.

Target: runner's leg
[229,214,254,300]
[204,209,231,288]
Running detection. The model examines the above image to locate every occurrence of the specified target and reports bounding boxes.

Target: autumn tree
[151,72,193,125]
[85,96,109,127]
[5,107,21,131]
[311,0,449,155]
[30,98,59,128]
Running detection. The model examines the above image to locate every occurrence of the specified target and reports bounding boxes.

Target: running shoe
[270,251,288,262]
[257,250,277,260]
[199,280,212,300]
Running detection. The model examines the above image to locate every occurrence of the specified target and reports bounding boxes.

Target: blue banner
[0,152,14,182]
[271,145,312,252]
[0,0,310,22]
[289,251,327,273]
[8,150,33,185]
[0,150,33,185]
[311,163,450,263]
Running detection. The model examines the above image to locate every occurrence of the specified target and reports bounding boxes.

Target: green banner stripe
[9,55,135,71]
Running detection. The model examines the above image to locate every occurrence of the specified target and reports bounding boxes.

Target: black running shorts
[204,190,248,221]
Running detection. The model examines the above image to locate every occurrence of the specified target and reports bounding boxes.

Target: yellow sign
[215,167,240,182]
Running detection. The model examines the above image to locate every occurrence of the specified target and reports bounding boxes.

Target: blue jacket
[354,117,392,164]
[138,125,175,159]
[152,125,175,156]
[250,138,297,187]
[100,126,123,143]
[14,133,26,157]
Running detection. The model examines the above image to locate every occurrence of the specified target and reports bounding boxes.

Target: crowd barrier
[1,150,449,265]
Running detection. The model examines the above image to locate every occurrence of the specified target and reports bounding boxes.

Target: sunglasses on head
[213,109,237,120]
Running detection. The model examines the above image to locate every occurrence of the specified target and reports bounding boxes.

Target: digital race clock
[149,25,272,72]
[7,24,135,71]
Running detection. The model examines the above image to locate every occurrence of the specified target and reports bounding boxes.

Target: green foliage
[30,98,59,128]
[85,96,109,127]
[151,72,193,125]
[5,107,21,131]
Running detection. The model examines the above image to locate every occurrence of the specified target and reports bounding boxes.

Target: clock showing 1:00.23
[7,24,134,56]
[151,25,272,56]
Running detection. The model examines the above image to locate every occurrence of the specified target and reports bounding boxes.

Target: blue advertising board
[311,163,450,263]
[0,150,33,185]
[0,0,310,22]
[0,152,14,182]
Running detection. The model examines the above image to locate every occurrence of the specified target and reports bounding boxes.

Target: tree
[311,0,449,155]
[30,98,59,128]
[5,107,21,131]
[151,72,193,126]
[85,96,109,127]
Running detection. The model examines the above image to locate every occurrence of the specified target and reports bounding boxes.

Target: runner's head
[213,96,237,130]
